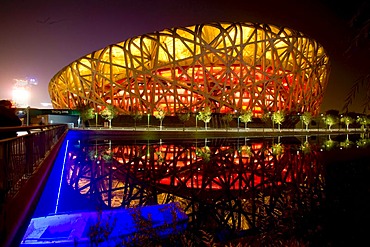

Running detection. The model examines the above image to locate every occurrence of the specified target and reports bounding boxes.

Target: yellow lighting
[49,22,330,115]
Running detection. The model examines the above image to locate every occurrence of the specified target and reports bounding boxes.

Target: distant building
[49,22,330,117]
[16,108,79,128]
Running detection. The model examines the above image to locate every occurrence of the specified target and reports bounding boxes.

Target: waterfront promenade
[74,125,365,139]
[1,124,368,246]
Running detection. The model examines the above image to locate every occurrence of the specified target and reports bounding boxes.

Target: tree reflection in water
[60,134,369,245]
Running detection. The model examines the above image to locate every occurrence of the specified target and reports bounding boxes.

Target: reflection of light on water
[323,139,336,150]
[356,138,370,148]
[301,141,311,154]
[340,139,353,148]
[60,135,330,230]
[272,143,283,155]
[55,140,69,214]
[45,132,369,241]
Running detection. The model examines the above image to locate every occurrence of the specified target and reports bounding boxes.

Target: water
[24,130,370,246]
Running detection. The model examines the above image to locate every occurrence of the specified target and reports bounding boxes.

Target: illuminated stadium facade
[49,22,330,116]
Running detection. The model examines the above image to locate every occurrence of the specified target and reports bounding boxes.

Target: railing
[0,124,68,202]
[0,124,68,247]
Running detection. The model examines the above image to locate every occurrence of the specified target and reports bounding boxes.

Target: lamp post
[297,112,303,131]
[95,112,98,129]
[26,106,30,126]
[319,113,324,132]
[235,110,239,132]
[147,113,150,130]
[196,114,198,131]
[194,109,198,131]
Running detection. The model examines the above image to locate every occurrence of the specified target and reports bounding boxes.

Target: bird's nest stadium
[48,22,330,117]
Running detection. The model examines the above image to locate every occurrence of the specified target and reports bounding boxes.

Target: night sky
[0,0,369,113]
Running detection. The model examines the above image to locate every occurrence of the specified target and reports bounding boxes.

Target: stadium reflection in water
[34,131,370,244]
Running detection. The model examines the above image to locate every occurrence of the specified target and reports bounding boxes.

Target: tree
[356,115,370,131]
[177,108,190,131]
[322,114,338,130]
[326,109,339,116]
[221,113,233,130]
[131,108,143,130]
[239,110,253,130]
[342,1,370,112]
[154,107,166,130]
[100,105,117,128]
[77,104,95,128]
[261,111,271,131]
[300,112,312,131]
[197,107,212,130]
[340,116,354,130]
[271,111,285,131]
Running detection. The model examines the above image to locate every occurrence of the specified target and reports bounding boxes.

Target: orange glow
[49,22,329,116]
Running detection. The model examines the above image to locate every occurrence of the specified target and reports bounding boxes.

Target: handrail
[0,124,68,247]
[0,124,68,202]
[0,124,60,135]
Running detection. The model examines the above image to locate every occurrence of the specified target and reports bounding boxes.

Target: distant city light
[12,78,38,108]
[27,77,38,86]
[41,102,53,108]
[12,87,30,107]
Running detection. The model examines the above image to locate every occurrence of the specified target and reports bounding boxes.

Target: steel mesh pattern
[49,22,330,115]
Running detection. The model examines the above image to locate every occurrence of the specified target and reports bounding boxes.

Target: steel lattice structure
[49,22,330,116]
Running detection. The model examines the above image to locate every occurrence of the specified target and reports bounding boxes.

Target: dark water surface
[26,131,370,246]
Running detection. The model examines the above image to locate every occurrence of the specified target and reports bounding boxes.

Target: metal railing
[0,124,68,201]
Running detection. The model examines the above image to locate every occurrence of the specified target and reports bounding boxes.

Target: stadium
[48,22,330,117]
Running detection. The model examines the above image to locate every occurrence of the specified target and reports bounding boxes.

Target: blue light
[54,140,69,214]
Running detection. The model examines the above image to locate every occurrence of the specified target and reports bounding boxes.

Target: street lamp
[147,113,150,130]
[235,110,239,131]
[319,113,324,132]
[297,112,302,131]
[194,109,198,131]
[95,112,98,129]
[196,114,198,131]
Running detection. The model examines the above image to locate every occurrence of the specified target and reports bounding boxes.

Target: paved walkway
[81,125,363,133]
[75,126,366,139]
